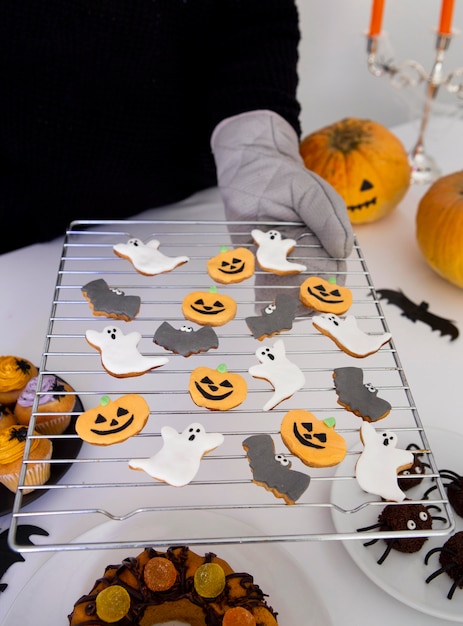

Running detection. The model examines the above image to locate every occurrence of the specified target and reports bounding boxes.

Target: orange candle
[438,0,455,34]
[369,0,385,37]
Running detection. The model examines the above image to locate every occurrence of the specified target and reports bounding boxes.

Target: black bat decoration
[242,434,310,504]
[81,278,141,321]
[376,288,459,341]
[0,524,49,591]
[153,321,219,356]
[245,293,298,340]
[333,367,391,422]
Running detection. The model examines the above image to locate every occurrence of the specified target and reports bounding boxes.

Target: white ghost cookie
[312,313,392,358]
[85,325,168,377]
[129,422,224,487]
[251,229,307,275]
[355,421,414,502]
[248,338,305,411]
[113,237,189,276]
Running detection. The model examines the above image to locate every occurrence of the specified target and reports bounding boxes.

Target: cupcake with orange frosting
[14,374,76,435]
[0,425,52,494]
[0,356,38,406]
[0,405,17,431]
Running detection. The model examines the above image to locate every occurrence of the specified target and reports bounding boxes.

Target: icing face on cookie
[248,338,305,411]
[85,326,168,377]
[206,246,255,284]
[81,278,141,321]
[189,364,247,411]
[182,287,237,327]
[246,293,298,340]
[312,313,392,358]
[355,421,414,502]
[280,410,347,467]
[242,433,310,505]
[128,422,224,487]
[75,394,150,445]
[251,228,307,275]
[299,276,353,315]
[113,237,189,276]
[333,367,391,422]
[153,322,219,357]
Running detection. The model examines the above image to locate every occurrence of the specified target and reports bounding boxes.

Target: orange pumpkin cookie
[299,276,352,315]
[206,246,255,284]
[280,409,347,467]
[189,364,247,411]
[182,286,237,327]
[75,394,150,445]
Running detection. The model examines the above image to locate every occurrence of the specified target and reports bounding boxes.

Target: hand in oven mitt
[210,109,354,260]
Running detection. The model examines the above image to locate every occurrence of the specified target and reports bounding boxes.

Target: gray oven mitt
[211,109,354,259]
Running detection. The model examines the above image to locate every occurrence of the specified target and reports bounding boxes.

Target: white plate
[331,427,463,622]
[3,510,332,626]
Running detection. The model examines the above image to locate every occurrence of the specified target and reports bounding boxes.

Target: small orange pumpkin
[300,118,411,224]
[207,246,255,284]
[75,394,150,445]
[189,364,247,410]
[416,170,463,288]
[299,275,352,314]
[182,286,237,326]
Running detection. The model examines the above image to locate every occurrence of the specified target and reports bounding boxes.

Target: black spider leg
[427,503,448,524]
[439,469,462,482]
[356,521,382,546]
[425,544,462,600]
[356,521,396,562]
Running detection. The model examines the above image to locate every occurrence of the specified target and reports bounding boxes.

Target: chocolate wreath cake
[68,545,278,625]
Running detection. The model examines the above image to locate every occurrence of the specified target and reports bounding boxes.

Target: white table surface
[0,117,462,625]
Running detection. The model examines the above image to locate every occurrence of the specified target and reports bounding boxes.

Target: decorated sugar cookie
[251,229,307,275]
[153,322,219,357]
[113,237,189,276]
[81,278,141,321]
[280,410,347,467]
[206,246,255,284]
[312,313,392,358]
[355,421,414,502]
[245,293,298,340]
[243,433,310,505]
[248,338,305,411]
[189,364,247,411]
[333,367,391,422]
[85,326,168,377]
[182,286,237,327]
[128,422,224,487]
[299,276,352,315]
[75,394,150,445]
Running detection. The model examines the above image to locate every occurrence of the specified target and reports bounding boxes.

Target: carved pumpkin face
[182,287,237,326]
[76,394,150,445]
[299,276,352,315]
[280,409,347,467]
[207,246,255,284]
[189,364,247,410]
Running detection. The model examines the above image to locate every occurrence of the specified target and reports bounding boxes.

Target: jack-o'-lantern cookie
[281,409,347,467]
[182,286,237,327]
[300,276,352,315]
[75,394,150,445]
[206,246,255,284]
[189,364,247,410]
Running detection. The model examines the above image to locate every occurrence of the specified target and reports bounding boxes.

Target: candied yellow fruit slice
[222,606,257,625]
[143,556,177,591]
[95,585,130,622]
[193,562,225,598]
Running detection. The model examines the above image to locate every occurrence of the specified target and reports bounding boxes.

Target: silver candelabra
[367,32,463,183]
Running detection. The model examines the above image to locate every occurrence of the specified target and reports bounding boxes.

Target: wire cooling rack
[9,220,453,552]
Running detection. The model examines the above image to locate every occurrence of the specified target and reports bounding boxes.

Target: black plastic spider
[357,501,446,564]
[423,468,463,517]
[425,531,463,599]
[397,443,431,491]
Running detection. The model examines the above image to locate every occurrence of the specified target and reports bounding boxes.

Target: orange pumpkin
[189,364,247,410]
[300,118,411,224]
[207,246,255,284]
[182,286,237,326]
[75,394,150,445]
[299,275,352,314]
[416,170,463,288]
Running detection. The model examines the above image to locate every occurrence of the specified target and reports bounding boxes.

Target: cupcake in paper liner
[14,374,75,435]
[0,425,52,494]
[0,356,38,406]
